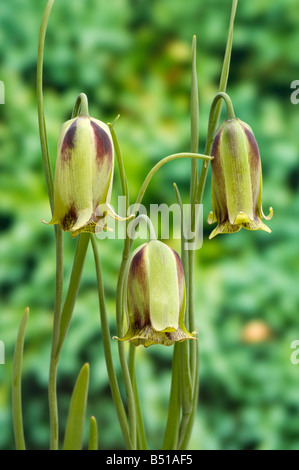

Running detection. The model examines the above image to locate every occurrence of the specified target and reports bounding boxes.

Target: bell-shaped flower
[115,240,196,347]
[43,114,128,237]
[207,118,273,239]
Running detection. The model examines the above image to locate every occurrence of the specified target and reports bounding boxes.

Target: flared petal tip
[209,216,272,239]
[209,221,241,239]
[262,206,273,221]
[114,325,196,348]
[41,217,57,226]
[207,211,216,225]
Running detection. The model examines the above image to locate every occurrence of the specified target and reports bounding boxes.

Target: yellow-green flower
[43,114,127,237]
[207,118,273,239]
[115,240,195,348]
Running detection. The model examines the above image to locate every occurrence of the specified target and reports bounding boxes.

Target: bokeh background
[1,0,299,450]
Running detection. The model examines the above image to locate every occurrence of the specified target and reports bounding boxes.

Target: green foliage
[0,0,298,450]
[63,363,89,450]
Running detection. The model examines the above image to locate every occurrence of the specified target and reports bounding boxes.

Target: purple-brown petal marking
[241,124,260,168]
[128,246,150,327]
[61,119,78,162]
[62,204,77,230]
[90,121,113,167]
[129,246,146,280]
[211,127,222,159]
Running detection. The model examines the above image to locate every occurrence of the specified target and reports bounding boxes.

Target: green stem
[196,0,238,194]
[48,92,92,449]
[48,225,64,450]
[132,152,212,219]
[128,214,157,241]
[108,125,138,449]
[173,183,193,447]
[108,123,130,209]
[72,92,89,118]
[128,345,147,450]
[190,36,199,204]
[48,356,59,450]
[91,235,133,450]
[115,250,137,449]
[188,35,200,385]
[12,307,29,451]
[179,0,239,450]
[216,92,235,120]
[173,183,189,291]
[36,0,65,450]
[176,35,200,450]
[178,360,199,450]
[162,344,181,450]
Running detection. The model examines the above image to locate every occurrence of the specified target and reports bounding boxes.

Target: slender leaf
[88,416,98,451]
[12,307,29,451]
[63,363,90,450]
[55,233,90,359]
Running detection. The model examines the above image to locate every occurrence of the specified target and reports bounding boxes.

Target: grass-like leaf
[12,307,29,451]
[88,416,98,451]
[63,363,90,450]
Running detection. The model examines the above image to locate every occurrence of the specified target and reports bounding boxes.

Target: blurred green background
[1,0,299,450]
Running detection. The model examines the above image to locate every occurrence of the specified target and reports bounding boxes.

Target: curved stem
[91,235,133,450]
[131,152,212,218]
[108,123,129,205]
[196,0,238,190]
[211,91,235,121]
[128,214,157,241]
[72,93,89,118]
[108,125,138,449]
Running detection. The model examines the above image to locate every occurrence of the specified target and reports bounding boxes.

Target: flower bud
[207,118,273,239]
[115,240,195,347]
[44,115,127,237]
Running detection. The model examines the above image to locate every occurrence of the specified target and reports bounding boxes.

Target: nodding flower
[208,117,273,239]
[43,113,131,237]
[115,240,196,348]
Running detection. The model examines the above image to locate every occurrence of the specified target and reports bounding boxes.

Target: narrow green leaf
[55,233,90,359]
[12,307,29,451]
[37,0,55,210]
[63,363,90,450]
[88,416,98,450]
[190,35,199,203]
